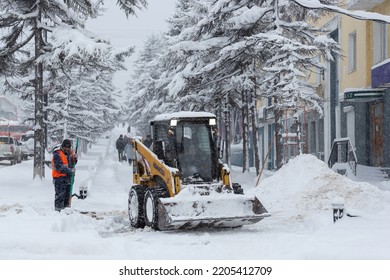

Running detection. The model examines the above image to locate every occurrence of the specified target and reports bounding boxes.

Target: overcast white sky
[86,0,176,91]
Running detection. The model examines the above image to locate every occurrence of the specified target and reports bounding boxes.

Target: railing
[328,137,358,176]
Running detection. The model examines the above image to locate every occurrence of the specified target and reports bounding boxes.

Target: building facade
[256,0,390,170]
[336,0,390,167]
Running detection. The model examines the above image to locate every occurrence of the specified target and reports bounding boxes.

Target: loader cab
[150,112,218,183]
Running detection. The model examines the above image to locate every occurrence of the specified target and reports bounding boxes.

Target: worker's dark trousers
[54,177,71,211]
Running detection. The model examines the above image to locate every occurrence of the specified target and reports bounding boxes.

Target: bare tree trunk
[274,99,284,170]
[43,27,49,151]
[217,94,223,159]
[250,90,260,175]
[216,93,224,159]
[224,94,231,168]
[44,89,48,150]
[63,87,70,139]
[33,6,45,179]
[217,97,222,131]
[241,91,249,173]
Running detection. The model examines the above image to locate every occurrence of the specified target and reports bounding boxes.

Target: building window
[348,32,357,72]
[267,97,272,107]
[373,22,388,65]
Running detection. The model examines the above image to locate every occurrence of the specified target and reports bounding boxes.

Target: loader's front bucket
[157,192,270,230]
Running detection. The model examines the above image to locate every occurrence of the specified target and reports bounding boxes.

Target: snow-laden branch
[0,10,39,21]
[116,0,147,17]
[0,30,35,57]
[43,26,114,66]
[292,0,390,24]
[228,6,272,29]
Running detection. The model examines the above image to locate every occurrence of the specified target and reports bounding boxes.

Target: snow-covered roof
[153,111,216,122]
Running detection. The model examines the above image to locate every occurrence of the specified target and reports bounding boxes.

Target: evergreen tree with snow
[154,0,340,172]
[125,1,219,133]
[125,33,168,134]
[43,27,130,142]
[0,0,147,178]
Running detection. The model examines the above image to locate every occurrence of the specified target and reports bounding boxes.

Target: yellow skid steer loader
[128,112,269,230]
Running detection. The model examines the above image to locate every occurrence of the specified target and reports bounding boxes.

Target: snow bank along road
[0,132,390,259]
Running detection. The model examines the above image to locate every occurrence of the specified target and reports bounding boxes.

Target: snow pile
[256,154,388,215]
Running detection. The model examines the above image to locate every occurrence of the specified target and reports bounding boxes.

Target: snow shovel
[69,137,79,207]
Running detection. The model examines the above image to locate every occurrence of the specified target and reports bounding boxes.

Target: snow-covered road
[1,131,390,260]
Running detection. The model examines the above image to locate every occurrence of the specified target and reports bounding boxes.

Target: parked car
[0,136,22,165]
[20,131,34,160]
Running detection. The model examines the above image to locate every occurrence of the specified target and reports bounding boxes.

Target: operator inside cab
[164,129,177,167]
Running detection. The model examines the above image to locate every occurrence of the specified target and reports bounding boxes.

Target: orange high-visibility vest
[52,149,69,178]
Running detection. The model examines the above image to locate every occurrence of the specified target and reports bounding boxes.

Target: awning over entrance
[343,88,384,103]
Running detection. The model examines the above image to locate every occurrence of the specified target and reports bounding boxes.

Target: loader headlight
[209,118,216,126]
[170,119,178,127]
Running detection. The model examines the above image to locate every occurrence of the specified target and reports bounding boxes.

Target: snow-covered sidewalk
[0,134,133,259]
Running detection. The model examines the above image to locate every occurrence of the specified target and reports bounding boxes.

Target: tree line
[125,0,341,174]
[0,0,147,178]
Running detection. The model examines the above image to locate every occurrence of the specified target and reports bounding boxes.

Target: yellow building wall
[371,0,390,59]
[279,1,390,108]
[340,0,390,92]
[307,0,390,93]
[339,15,369,93]
[306,15,338,97]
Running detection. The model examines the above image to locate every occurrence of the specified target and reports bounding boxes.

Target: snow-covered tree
[125,33,168,134]
[0,0,98,178]
[156,0,340,172]
[161,0,221,112]
[43,27,130,142]
[128,0,390,172]
[125,0,218,133]
[0,0,146,178]
[254,0,340,169]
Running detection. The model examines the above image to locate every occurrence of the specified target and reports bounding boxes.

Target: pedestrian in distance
[116,135,126,161]
[143,134,152,148]
[52,139,77,211]
[124,138,134,166]
[122,135,129,161]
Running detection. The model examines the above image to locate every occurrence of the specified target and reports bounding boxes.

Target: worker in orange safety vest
[52,139,77,211]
